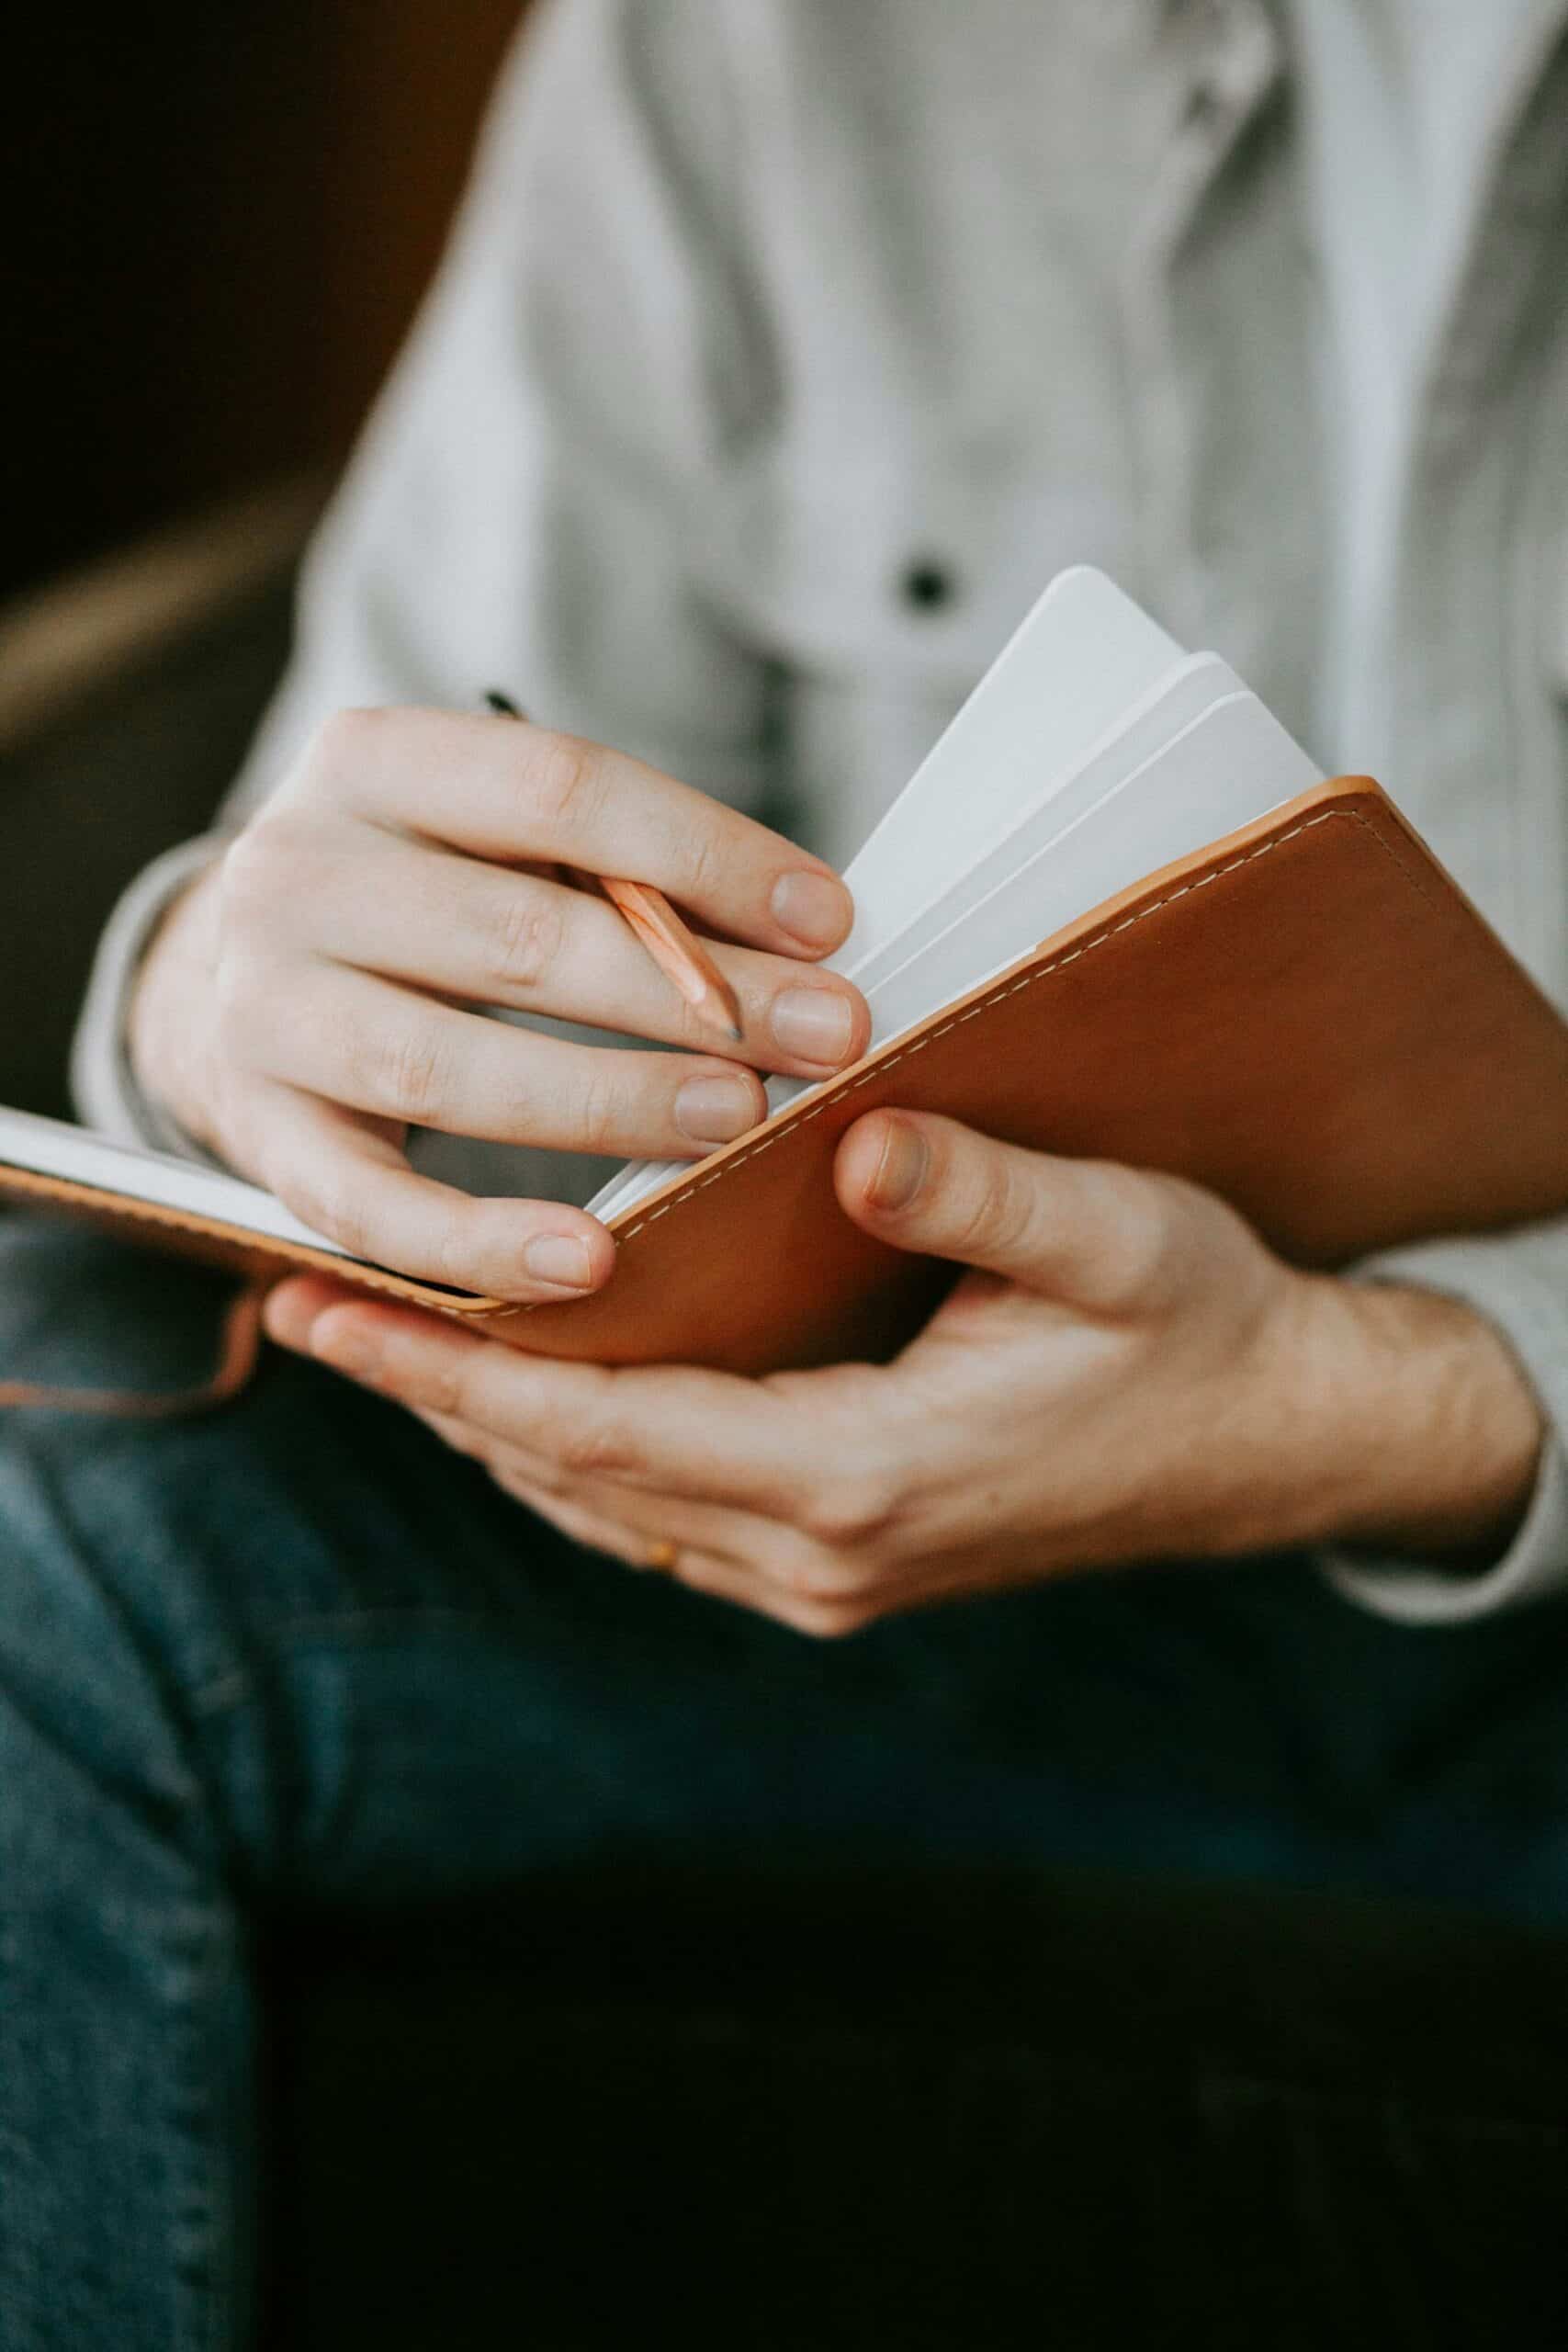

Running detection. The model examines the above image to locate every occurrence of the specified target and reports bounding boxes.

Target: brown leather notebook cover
[6,776,1568,1376]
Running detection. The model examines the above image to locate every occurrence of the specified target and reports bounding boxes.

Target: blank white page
[840,689,1319,1056]
[0,1107,352,1257]
[834,565,1184,972]
[592,687,1320,1221]
[842,652,1240,1006]
[590,567,1188,1221]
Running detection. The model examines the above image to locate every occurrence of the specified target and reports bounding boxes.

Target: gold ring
[645,1538,679,1573]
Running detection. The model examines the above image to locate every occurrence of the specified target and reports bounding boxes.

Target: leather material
[8,778,1568,1378]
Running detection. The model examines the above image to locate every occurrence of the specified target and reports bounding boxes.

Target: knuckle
[956,1161,1034,1261]
[1086,1166,1179,1308]
[483,883,563,995]
[524,731,601,831]
[423,1211,484,1294]
[793,1597,874,1642]
[211,908,291,1001]
[926,1148,1048,1271]
[218,824,292,929]
[361,1023,455,1123]
[557,1421,646,1482]
[770,1541,838,1601]
[432,1414,486,1464]
[309,705,387,784]
[209,939,263,1032]
[678,821,727,906]
[570,1059,634,1156]
[430,1362,472,1423]
[276,1163,377,1264]
[1111,1226,1170,1310]
[515,1454,566,1497]
[933,1170,999,1260]
[208,976,276,1095]
[777,1555,856,1609]
[766,1522,882,1603]
[489,1440,559,1495]
[797,1474,900,1549]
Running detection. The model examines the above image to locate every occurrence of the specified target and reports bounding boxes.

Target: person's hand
[129,708,868,1301]
[261,1111,1546,1635]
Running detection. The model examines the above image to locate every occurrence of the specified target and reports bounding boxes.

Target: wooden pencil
[592,875,744,1042]
[485,692,744,1043]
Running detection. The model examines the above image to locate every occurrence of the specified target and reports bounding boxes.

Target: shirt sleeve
[1323,1221,1568,1623]
[71,0,773,1144]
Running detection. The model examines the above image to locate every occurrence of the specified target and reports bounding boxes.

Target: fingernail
[770,987,855,1067]
[262,1290,314,1351]
[524,1234,596,1291]
[868,1119,929,1212]
[771,869,852,951]
[674,1073,760,1145]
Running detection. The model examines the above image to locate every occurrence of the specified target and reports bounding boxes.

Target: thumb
[835,1110,1170,1310]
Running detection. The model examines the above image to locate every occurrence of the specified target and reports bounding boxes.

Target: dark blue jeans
[5,1216,1568,2348]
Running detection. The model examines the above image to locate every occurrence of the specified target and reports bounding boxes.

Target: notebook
[6,566,1568,1376]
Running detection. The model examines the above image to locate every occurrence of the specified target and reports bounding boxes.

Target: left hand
[263,1112,1544,1637]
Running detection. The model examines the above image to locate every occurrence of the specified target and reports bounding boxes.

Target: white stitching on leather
[608,803,1444,1252]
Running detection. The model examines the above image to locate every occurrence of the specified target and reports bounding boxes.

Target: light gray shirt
[74,0,1568,1620]
[1293,0,1550,768]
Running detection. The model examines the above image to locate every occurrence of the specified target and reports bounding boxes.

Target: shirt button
[899,558,959,613]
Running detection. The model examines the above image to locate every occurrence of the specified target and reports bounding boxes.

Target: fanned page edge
[581,775,1397,1259]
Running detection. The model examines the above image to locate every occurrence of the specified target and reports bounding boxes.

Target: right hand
[129,706,869,1302]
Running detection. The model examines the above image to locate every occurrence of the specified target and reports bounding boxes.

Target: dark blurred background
[1,5,532,1116]
[5,1,526,604]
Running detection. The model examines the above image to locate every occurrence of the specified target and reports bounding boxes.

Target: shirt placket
[1389,8,1568,981]
[1121,0,1326,748]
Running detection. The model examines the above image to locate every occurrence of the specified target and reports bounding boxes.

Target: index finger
[272,1287,813,1518]
[313,707,854,960]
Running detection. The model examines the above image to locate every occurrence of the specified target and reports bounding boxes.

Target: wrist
[1282,1273,1546,1563]
[127,858,226,1148]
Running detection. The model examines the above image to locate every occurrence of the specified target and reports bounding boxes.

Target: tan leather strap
[0,1280,268,1418]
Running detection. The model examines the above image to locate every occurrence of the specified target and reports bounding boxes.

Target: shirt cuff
[69,834,229,1159]
[1324,1437,1568,1624]
[1319,1226,1568,1624]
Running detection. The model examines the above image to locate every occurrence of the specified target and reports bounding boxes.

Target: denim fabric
[6,1216,1568,2345]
